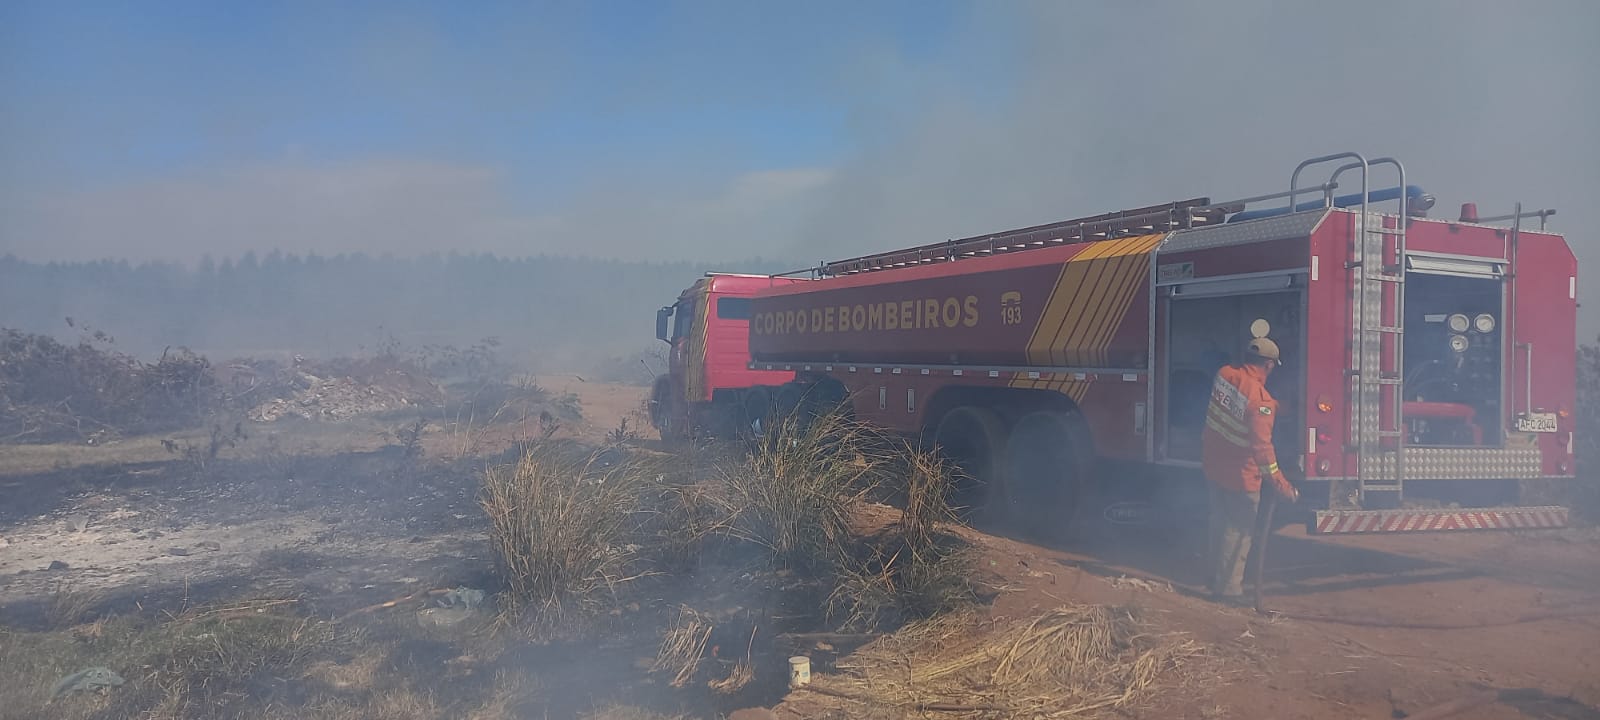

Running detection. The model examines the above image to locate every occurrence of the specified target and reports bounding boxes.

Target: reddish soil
[778,510,1600,719]
[590,378,1600,719]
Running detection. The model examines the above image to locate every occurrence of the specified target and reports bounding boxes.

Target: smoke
[0,158,830,263]
[2,1,1596,334]
[796,0,1599,271]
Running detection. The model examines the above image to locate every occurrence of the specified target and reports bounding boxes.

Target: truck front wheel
[739,387,772,440]
[650,377,684,441]
[1003,410,1091,543]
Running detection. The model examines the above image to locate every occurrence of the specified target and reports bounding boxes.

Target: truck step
[1313,506,1569,534]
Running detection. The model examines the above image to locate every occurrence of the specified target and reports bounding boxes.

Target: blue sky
[1,0,1596,284]
[1,0,997,208]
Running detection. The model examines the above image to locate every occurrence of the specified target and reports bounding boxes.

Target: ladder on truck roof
[813,198,1230,277]
[1294,153,1410,506]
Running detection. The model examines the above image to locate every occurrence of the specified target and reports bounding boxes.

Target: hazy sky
[2,1,1597,314]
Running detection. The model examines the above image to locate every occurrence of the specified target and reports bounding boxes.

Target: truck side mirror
[656,306,674,343]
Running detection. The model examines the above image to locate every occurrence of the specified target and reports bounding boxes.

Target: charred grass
[0,594,562,720]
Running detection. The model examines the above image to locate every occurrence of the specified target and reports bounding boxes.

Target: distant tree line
[0,251,792,373]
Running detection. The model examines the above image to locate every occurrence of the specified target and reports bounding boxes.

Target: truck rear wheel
[1003,410,1090,542]
[931,406,1008,520]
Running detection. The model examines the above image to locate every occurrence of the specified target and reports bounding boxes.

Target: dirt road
[920,521,1600,719]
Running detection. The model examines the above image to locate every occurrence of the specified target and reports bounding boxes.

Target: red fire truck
[650,273,806,440]
[736,152,1575,535]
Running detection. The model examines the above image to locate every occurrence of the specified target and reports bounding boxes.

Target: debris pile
[799,604,1204,718]
[238,357,444,423]
[0,328,212,443]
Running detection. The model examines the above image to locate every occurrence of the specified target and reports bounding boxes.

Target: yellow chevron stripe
[1029,262,1088,364]
[1052,251,1118,364]
[1010,234,1161,395]
[1080,237,1163,365]
[1035,236,1138,363]
[1039,236,1143,364]
[1034,235,1160,365]
[684,286,713,401]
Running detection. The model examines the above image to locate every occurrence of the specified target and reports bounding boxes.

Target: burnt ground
[0,381,810,719]
[3,380,1599,719]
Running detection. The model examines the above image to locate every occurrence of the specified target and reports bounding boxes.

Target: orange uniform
[1202,363,1295,498]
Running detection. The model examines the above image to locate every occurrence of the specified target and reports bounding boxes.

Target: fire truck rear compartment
[1402,270,1505,447]
[1163,289,1303,465]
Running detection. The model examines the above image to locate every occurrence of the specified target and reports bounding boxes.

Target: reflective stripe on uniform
[1208,407,1251,436]
[1205,414,1251,447]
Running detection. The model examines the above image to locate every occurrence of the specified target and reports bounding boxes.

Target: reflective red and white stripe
[1313,506,1569,534]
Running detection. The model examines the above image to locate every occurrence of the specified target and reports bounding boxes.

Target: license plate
[1515,412,1558,433]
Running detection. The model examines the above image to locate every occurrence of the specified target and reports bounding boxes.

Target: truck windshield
[716,297,752,320]
[672,299,695,340]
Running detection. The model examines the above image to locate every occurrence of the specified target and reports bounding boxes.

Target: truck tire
[931,406,1009,521]
[650,377,684,442]
[1003,410,1091,543]
[740,387,772,440]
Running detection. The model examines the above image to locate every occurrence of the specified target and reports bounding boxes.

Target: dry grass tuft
[647,481,737,575]
[44,580,104,630]
[897,444,959,548]
[481,441,655,631]
[650,606,715,688]
[825,439,975,632]
[707,625,758,695]
[808,603,1205,718]
[714,411,886,572]
[828,543,975,632]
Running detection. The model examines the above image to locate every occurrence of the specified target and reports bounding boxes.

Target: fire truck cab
[650,273,801,440]
[740,152,1575,535]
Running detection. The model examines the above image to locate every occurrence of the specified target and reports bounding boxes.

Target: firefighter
[1202,337,1298,602]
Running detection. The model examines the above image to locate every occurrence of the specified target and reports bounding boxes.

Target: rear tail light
[1316,396,1333,413]
[1316,458,1331,475]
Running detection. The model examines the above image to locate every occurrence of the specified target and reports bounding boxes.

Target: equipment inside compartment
[1402,272,1505,446]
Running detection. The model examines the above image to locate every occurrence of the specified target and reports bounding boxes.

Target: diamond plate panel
[1161,210,1328,253]
[1365,447,1545,480]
